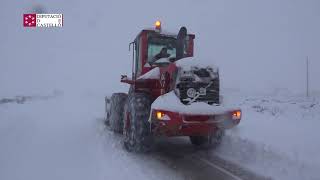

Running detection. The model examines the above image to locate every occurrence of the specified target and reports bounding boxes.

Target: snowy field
[0,92,183,180]
[217,90,320,180]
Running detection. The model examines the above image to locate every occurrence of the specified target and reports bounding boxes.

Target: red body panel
[121,62,179,100]
[150,109,241,136]
[140,31,150,75]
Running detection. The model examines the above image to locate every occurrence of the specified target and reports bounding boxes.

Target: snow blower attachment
[105,21,242,152]
[175,65,220,105]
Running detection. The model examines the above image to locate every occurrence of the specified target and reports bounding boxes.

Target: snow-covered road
[0,92,271,180]
[1,91,319,180]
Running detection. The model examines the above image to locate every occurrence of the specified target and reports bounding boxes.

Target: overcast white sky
[1,0,319,97]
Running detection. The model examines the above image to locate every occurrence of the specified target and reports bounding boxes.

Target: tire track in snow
[99,118,268,180]
[147,137,269,180]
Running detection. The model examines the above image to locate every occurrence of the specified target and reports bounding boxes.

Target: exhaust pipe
[176,26,187,60]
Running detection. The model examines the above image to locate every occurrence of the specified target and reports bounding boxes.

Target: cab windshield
[147,36,176,64]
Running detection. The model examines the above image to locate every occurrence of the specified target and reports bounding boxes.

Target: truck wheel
[109,93,128,133]
[190,129,224,149]
[123,93,153,153]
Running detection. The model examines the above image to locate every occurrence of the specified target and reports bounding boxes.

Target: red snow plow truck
[105,21,242,152]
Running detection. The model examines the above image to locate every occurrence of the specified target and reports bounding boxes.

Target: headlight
[155,111,171,121]
[231,110,241,120]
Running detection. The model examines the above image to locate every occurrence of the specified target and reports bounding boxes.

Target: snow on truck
[105,21,242,152]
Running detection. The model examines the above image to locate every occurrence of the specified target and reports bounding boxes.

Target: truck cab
[132,21,195,78]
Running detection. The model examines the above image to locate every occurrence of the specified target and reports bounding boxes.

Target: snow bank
[216,91,320,180]
[151,91,239,115]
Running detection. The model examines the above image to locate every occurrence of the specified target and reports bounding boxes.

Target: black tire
[190,129,224,149]
[123,93,153,153]
[109,93,128,133]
